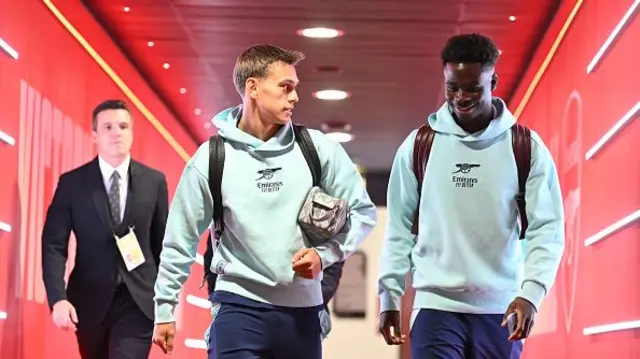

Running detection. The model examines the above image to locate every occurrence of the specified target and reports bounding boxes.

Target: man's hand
[52,300,78,332]
[291,248,322,279]
[153,322,176,354]
[379,310,406,345]
[502,297,537,341]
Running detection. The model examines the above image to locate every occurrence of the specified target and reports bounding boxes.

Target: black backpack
[410,123,532,238]
[202,125,344,303]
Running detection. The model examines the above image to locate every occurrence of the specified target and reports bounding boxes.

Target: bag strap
[511,124,532,239]
[411,124,436,235]
[293,124,322,187]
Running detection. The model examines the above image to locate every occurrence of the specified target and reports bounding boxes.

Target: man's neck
[100,154,128,168]
[457,117,491,134]
[456,105,496,134]
[238,103,282,141]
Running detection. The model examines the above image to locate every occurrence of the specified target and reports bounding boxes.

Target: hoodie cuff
[313,244,341,270]
[154,302,176,324]
[379,292,401,312]
[518,281,546,311]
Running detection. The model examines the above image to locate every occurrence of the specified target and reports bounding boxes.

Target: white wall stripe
[186,294,211,309]
[0,221,11,233]
[586,0,640,74]
[585,101,639,160]
[584,209,640,246]
[583,320,640,335]
[0,311,7,320]
[184,339,207,350]
[0,130,15,146]
[0,37,19,60]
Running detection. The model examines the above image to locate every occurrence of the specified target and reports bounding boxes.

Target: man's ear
[491,73,498,91]
[246,78,259,99]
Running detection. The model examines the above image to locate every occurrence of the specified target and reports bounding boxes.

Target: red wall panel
[510,0,639,358]
[0,1,211,358]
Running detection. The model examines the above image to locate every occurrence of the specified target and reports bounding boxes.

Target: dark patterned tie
[109,171,121,226]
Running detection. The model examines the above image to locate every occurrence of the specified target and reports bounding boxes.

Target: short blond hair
[233,44,305,96]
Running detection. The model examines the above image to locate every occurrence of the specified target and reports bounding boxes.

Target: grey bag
[298,187,349,246]
[293,125,349,247]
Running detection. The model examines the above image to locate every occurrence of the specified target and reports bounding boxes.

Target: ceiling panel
[83,0,559,170]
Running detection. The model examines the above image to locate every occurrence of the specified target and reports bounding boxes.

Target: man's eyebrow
[446,81,480,85]
[279,79,298,85]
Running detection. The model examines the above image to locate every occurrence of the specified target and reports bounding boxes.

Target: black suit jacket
[41,157,168,325]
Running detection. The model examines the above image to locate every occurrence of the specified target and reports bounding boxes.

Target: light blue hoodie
[154,106,377,323]
[377,98,564,317]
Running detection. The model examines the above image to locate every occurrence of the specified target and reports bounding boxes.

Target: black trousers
[76,285,153,359]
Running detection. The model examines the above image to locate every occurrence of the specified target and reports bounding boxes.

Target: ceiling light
[322,122,353,143]
[180,88,187,94]
[325,132,353,143]
[313,89,349,101]
[124,6,130,12]
[0,311,6,320]
[147,41,154,47]
[194,108,202,116]
[509,16,516,21]
[163,62,170,69]
[297,27,344,39]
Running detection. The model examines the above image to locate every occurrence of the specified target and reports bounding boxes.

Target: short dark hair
[233,44,305,96]
[92,99,131,130]
[440,33,500,70]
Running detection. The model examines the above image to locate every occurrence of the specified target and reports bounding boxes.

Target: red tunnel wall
[0,0,211,358]
[1,0,638,358]
[510,0,639,358]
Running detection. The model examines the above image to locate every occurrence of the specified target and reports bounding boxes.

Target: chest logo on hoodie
[256,167,284,193]
[451,163,480,188]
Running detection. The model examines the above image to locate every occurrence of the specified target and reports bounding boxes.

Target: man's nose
[289,90,299,103]
[455,90,470,102]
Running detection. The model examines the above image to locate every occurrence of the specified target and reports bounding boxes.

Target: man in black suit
[41,99,169,359]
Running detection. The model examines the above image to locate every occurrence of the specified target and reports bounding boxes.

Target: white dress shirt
[98,155,130,223]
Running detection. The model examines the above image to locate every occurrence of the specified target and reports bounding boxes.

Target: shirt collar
[98,155,131,181]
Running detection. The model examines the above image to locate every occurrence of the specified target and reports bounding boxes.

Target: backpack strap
[209,135,226,238]
[411,124,436,235]
[511,124,532,239]
[293,124,322,187]
[202,135,225,294]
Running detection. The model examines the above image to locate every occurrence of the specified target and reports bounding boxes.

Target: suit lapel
[87,157,113,231]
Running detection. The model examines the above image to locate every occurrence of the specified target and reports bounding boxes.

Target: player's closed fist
[291,248,322,279]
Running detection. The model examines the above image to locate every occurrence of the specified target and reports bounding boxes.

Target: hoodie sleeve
[517,132,565,310]
[377,130,419,312]
[154,144,213,324]
[312,138,377,270]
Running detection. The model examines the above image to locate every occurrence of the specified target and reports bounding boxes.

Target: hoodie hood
[427,98,516,142]
[211,105,296,154]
